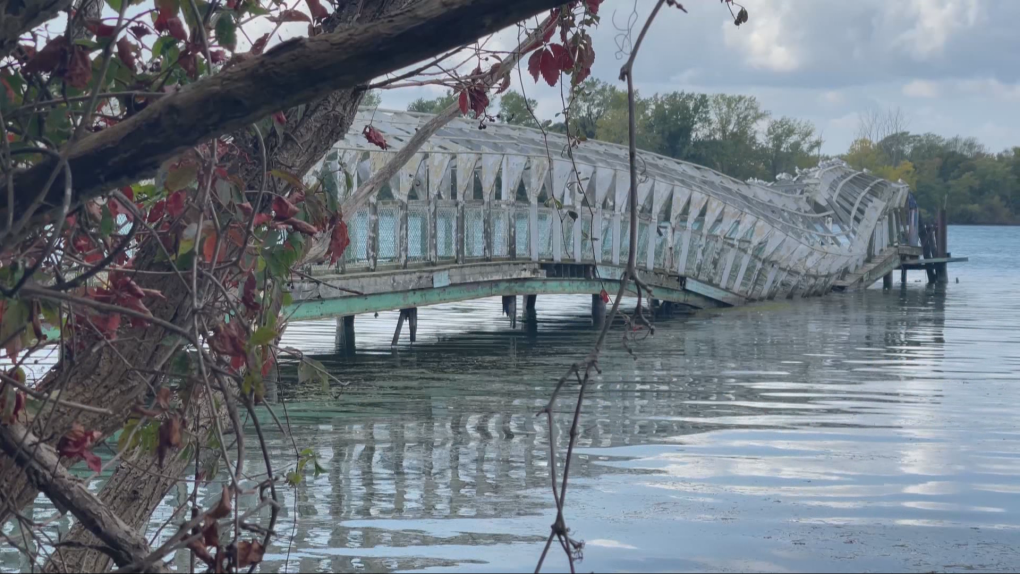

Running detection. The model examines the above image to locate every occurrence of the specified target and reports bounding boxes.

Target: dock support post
[936,208,949,284]
[408,308,418,343]
[502,295,517,329]
[391,310,407,347]
[901,267,907,286]
[525,294,537,311]
[591,293,606,326]
[336,316,355,355]
[883,271,893,290]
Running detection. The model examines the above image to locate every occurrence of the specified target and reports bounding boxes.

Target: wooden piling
[591,293,606,326]
[883,271,893,290]
[502,295,517,329]
[936,208,949,284]
[391,310,406,347]
[525,294,537,311]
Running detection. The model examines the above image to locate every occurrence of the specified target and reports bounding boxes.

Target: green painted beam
[284,277,724,321]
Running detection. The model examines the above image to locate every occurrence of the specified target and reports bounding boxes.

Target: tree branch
[0,0,565,245]
[0,423,166,572]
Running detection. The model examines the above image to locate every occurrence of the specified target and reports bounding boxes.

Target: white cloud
[890,0,981,59]
[721,2,801,73]
[902,80,940,98]
[955,78,1020,102]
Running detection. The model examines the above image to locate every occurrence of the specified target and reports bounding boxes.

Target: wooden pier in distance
[833,207,967,292]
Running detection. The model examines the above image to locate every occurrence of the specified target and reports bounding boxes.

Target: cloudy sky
[378,0,1020,155]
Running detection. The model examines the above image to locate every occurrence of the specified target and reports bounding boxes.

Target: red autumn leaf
[539,48,559,87]
[129,24,151,38]
[167,190,186,218]
[542,21,557,44]
[237,202,253,217]
[585,0,603,14]
[241,271,259,311]
[271,111,286,125]
[166,17,188,42]
[208,321,247,362]
[272,196,299,221]
[458,90,469,115]
[148,199,166,223]
[252,213,272,227]
[202,519,219,548]
[527,48,543,83]
[85,20,116,37]
[548,43,573,72]
[0,388,26,425]
[328,217,350,265]
[362,125,389,150]
[261,352,275,376]
[251,33,269,55]
[57,423,102,472]
[600,289,610,304]
[112,275,147,299]
[23,36,67,75]
[285,218,318,235]
[468,88,489,117]
[305,0,329,21]
[209,49,226,63]
[177,50,197,79]
[273,9,310,23]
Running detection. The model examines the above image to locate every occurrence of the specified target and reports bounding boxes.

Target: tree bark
[0,424,165,572]
[25,2,398,569]
[0,0,563,243]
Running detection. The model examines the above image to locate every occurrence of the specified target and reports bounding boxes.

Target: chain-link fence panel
[514,209,529,259]
[637,220,650,268]
[378,206,398,264]
[537,209,552,259]
[407,203,429,264]
[465,205,484,259]
[581,217,595,262]
[436,204,457,261]
[619,219,631,263]
[601,216,614,262]
[654,225,667,270]
[492,207,510,258]
[560,215,575,261]
[345,207,370,269]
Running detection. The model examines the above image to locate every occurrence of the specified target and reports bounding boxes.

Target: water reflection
[3,227,1019,573]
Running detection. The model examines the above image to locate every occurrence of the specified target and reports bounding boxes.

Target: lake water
[6,226,1020,573]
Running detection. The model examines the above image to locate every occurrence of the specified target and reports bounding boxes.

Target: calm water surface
[8,226,1020,573]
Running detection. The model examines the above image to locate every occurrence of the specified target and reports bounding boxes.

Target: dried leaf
[236,540,265,567]
[272,9,310,23]
[156,414,182,467]
[285,218,318,235]
[362,125,389,150]
[328,218,350,265]
[207,485,233,519]
[23,36,67,75]
[305,0,328,21]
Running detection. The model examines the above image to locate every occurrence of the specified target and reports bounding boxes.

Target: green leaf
[281,292,294,307]
[313,460,326,477]
[0,301,29,345]
[242,370,262,397]
[214,13,237,51]
[286,471,302,486]
[249,326,277,347]
[105,0,123,12]
[299,448,314,457]
[100,205,115,237]
[166,162,198,192]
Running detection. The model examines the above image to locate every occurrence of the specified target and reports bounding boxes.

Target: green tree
[695,94,770,179]
[643,92,711,162]
[498,91,542,128]
[761,116,821,179]
[407,91,459,113]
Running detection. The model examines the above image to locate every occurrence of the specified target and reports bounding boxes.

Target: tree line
[408,79,1020,225]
